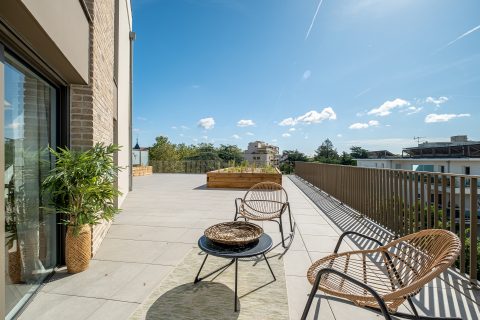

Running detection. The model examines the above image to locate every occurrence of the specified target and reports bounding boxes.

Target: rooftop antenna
[413,136,426,145]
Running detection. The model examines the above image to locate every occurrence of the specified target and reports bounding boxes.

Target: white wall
[116,0,132,206]
[357,158,480,175]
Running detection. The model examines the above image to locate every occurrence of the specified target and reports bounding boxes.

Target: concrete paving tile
[94,238,167,263]
[297,223,340,237]
[106,224,187,242]
[152,242,196,266]
[86,300,139,320]
[111,264,173,303]
[18,293,104,320]
[43,260,146,300]
[285,275,335,320]
[283,250,311,277]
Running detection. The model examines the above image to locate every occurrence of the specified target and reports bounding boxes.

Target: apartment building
[357,136,480,175]
[0,1,133,317]
[243,141,279,167]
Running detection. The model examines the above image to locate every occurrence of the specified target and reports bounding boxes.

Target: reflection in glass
[4,53,57,318]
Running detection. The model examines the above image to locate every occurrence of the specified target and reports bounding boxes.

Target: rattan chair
[302,229,461,320]
[234,182,293,248]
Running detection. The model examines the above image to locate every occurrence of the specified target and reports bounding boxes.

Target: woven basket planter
[8,242,22,284]
[65,224,91,274]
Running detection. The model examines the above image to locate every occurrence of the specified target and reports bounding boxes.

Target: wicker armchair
[302,229,461,320]
[234,182,293,248]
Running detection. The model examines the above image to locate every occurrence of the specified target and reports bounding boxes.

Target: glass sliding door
[3,52,57,318]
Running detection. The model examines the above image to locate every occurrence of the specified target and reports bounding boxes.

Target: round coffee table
[194,233,275,312]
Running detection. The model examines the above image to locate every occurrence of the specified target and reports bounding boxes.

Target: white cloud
[304,134,309,139]
[425,96,448,106]
[349,123,369,129]
[406,106,423,115]
[179,133,184,137]
[171,126,177,130]
[279,107,337,126]
[132,128,140,133]
[424,113,470,123]
[279,117,296,126]
[367,98,410,116]
[193,138,198,142]
[181,125,189,130]
[237,119,255,127]
[271,139,278,143]
[349,119,380,129]
[137,116,147,121]
[289,127,296,132]
[303,70,311,80]
[202,135,208,140]
[232,134,241,139]
[337,134,343,138]
[282,133,291,138]
[198,117,215,130]
[245,132,254,136]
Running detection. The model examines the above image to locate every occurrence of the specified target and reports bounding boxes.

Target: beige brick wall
[70,0,116,256]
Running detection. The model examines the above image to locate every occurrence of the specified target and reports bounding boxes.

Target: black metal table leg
[194,254,235,284]
[234,258,238,312]
[263,253,276,281]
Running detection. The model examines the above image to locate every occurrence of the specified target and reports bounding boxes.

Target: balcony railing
[150,160,231,174]
[295,161,479,285]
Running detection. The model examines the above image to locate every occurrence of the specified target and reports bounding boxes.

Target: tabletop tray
[204,221,263,246]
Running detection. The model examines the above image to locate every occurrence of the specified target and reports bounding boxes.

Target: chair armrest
[334,231,384,253]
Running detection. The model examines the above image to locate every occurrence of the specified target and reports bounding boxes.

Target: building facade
[243,141,279,167]
[0,1,133,318]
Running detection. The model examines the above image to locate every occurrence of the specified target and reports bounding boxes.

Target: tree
[217,144,244,163]
[339,151,355,166]
[186,143,222,161]
[149,136,179,161]
[314,138,339,163]
[350,146,369,159]
[279,150,309,174]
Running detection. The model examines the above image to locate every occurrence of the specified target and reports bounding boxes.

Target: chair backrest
[242,182,288,214]
[382,229,460,297]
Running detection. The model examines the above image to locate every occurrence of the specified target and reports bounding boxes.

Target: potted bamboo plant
[42,143,121,273]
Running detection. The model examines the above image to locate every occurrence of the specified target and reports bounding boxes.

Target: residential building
[132,139,149,166]
[0,0,133,318]
[357,136,480,175]
[243,141,279,166]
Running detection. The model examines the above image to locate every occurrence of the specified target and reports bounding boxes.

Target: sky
[132,0,480,155]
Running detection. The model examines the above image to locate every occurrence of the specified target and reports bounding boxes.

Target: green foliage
[42,143,122,235]
[217,144,244,163]
[149,136,180,161]
[339,151,356,165]
[280,150,309,174]
[350,146,369,159]
[314,139,339,162]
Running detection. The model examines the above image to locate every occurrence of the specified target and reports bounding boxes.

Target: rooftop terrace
[19,174,480,319]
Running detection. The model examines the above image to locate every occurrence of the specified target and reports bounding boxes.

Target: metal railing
[295,161,479,285]
[150,160,231,174]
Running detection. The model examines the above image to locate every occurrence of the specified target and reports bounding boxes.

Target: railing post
[469,177,478,284]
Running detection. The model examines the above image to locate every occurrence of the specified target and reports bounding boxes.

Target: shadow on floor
[289,175,480,319]
[145,282,240,320]
[193,184,249,191]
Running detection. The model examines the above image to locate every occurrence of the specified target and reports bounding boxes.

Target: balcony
[18,172,480,319]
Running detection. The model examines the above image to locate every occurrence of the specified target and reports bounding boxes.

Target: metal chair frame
[234,182,293,248]
[302,230,462,320]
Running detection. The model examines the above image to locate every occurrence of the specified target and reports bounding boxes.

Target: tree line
[149,136,244,163]
[280,138,369,173]
[149,136,370,172]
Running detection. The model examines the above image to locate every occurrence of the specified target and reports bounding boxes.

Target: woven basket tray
[204,221,263,246]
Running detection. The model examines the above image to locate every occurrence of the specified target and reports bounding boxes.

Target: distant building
[367,150,396,159]
[356,135,480,175]
[243,141,279,166]
[132,139,149,166]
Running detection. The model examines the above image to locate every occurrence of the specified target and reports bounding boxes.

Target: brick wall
[70,0,116,255]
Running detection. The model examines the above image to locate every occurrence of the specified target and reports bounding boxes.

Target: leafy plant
[42,143,122,235]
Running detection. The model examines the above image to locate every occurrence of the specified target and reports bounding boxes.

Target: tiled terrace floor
[19,174,480,319]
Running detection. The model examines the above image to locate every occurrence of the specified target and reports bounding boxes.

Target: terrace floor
[19,174,480,319]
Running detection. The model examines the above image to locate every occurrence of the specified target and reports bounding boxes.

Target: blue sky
[132,0,480,155]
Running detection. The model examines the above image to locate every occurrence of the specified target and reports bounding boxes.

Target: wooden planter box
[133,166,153,176]
[206,167,282,189]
